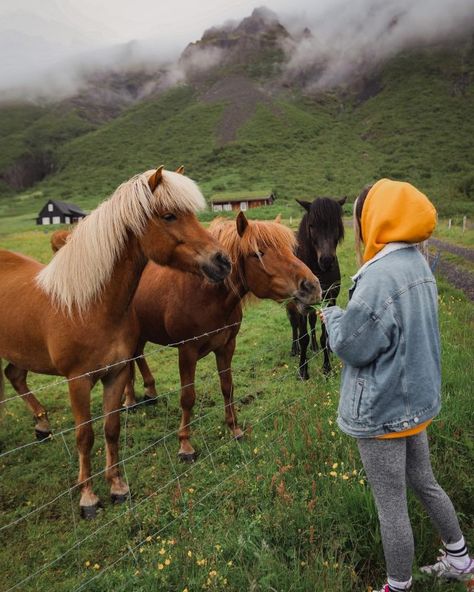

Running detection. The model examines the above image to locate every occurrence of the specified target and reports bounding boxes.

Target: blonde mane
[37,170,206,314]
[209,217,296,261]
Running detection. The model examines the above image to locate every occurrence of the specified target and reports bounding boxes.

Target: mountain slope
[0,14,473,230]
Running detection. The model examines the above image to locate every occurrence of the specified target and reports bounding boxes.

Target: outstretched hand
[317,308,326,324]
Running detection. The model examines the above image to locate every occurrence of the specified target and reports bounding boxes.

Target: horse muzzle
[293,278,322,309]
[201,251,232,283]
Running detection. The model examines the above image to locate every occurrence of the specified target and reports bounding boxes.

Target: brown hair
[353,184,373,266]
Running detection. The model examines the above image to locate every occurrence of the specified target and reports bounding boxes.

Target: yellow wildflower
[159,548,166,555]
[158,563,164,570]
[84,561,90,567]
[93,564,100,570]
[187,550,193,558]
[329,471,337,477]
[165,558,171,566]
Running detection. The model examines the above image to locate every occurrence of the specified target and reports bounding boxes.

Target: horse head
[141,166,231,283]
[296,196,346,272]
[211,212,321,311]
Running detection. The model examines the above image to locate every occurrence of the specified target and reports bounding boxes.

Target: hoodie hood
[361,179,437,262]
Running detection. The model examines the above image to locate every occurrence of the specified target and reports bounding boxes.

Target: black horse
[287,196,346,379]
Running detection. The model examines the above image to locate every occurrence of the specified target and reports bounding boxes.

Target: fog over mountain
[1,0,473,101]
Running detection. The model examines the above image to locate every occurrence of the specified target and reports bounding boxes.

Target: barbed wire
[0,327,324,529]
[3,345,328,592]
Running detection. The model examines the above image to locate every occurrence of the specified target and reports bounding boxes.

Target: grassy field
[0,218,472,592]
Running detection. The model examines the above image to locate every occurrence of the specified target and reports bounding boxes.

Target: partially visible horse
[50,230,71,252]
[287,196,346,379]
[123,212,321,461]
[0,166,231,518]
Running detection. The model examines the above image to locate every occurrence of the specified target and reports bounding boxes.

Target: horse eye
[252,251,264,258]
[162,213,177,222]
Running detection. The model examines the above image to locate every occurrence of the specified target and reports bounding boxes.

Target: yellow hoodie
[361,179,437,263]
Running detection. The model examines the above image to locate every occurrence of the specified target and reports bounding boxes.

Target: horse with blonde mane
[0,166,230,518]
[123,211,321,461]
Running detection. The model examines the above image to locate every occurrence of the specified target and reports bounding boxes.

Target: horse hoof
[80,501,102,520]
[143,395,158,406]
[299,372,310,381]
[35,429,52,441]
[122,403,138,413]
[178,451,197,463]
[111,493,128,505]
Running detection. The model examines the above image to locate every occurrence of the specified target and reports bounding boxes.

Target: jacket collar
[351,242,412,281]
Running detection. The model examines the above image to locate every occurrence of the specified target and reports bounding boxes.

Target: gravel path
[430,238,474,263]
[429,238,474,301]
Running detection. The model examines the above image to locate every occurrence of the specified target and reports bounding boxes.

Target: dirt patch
[200,75,282,144]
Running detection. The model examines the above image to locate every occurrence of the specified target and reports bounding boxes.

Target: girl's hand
[317,308,326,324]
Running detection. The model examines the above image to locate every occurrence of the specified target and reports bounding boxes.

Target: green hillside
[1,41,473,234]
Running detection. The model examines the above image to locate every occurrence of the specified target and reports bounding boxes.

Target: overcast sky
[1,0,473,97]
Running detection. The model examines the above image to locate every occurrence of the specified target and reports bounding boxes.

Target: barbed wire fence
[0,315,333,592]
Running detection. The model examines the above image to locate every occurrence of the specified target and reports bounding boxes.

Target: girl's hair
[353,184,372,266]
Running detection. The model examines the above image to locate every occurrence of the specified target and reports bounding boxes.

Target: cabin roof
[209,190,274,203]
[43,200,86,216]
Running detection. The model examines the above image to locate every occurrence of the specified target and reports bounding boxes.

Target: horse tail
[0,359,5,416]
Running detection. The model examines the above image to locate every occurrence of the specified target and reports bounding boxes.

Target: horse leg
[68,377,100,518]
[102,366,130,505]
[4,363,52,440]
[309,309,318,352]
[298,314,310,380]
[136,355,159,405]
[215,338,243,440]
[177,345,198,462]
[287,304,300,356]
[123,361,138,409]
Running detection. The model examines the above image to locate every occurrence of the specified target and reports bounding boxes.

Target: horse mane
[208,217,296,303]
[308,197,344,241]
[36,170,206,315]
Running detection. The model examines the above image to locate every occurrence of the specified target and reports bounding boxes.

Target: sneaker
[420,550,474,581]
[371,585,411,592]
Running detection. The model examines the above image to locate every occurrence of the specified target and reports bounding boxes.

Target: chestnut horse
[0,166,230,517]
[50,229,70,252]
[287,196,346,379]
[123,212,321,461]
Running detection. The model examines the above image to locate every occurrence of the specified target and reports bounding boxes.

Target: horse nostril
[213,252,231,273]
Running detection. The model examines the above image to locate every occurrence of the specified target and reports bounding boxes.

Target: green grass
[0,223,472,592]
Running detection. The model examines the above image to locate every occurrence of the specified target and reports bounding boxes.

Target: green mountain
[1,8,473,232]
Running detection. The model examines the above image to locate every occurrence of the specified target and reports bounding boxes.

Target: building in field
[36,200,86,225]
[209,190,276,212]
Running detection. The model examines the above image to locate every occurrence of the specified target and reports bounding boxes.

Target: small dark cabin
[36,200,86,226]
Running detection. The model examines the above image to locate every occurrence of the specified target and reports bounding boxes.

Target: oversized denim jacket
[323,243,441,438]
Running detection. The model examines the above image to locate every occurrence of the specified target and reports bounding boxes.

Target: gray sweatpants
[357,430,462,581]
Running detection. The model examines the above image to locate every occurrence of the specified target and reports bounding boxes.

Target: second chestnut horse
[124,212,321,461]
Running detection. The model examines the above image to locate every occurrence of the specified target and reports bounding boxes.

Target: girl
[320,179,473,592]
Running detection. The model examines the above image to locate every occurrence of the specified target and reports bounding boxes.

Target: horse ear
[338,196,347,206]
[176,165,185,175]
[236,211,249,237]
[148,165,164,192]
[296,199,311,212]
[274,213,282,223]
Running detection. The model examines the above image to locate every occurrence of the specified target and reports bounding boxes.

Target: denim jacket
[323,243,441,438]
